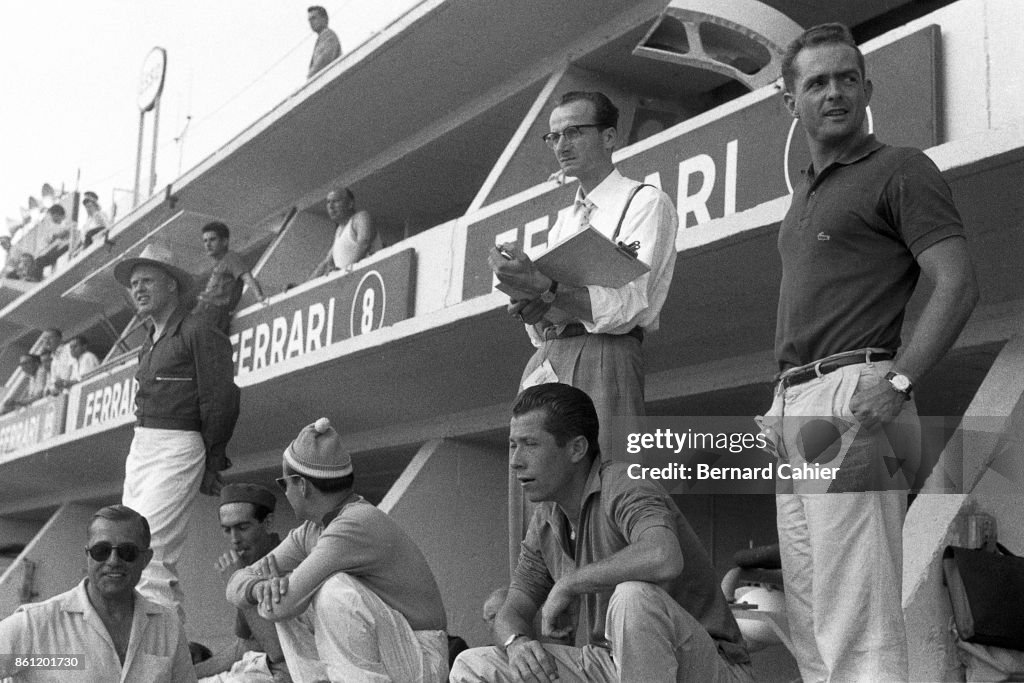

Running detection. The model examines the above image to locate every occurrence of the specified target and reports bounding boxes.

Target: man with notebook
[489,91,679,458]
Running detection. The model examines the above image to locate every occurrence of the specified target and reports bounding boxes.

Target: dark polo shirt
[775,135,966,371]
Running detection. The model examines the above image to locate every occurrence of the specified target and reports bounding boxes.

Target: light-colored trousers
[522,333,644,461]
[122,426,205,619]
[451,582,754,683]
[276,572,448,683]
[767,360,916,682]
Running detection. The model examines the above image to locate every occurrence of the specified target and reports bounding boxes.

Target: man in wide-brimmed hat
[114,242,240,620]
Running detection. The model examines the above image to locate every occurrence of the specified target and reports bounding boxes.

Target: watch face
[888,373,912,392]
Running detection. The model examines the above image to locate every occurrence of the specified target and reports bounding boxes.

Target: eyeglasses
[542,124,604,149]
[86,542,145,563]
[275,475,302,492]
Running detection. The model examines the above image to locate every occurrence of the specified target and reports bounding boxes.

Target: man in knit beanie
[226,418,449,682]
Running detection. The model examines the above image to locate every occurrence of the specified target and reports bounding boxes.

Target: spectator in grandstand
[192,221,267,334]
[38,349,53,389]
[81,190,111,248]
[310,187,380,279]
[307,5,342,78]
[39,327,71,389]
[226,417,448,681]
[195,483,291,682]
[114,243,240,618]
[761,23,979,682]
[451,383,752,683]
[45,204,78,246]
[0,234,16,276]
[1,353,46,413]
[489,91,679,459]
[0,505,196,682]
[7,252,43,282]
[47,334,101,394]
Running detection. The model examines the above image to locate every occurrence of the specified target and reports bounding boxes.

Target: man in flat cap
[196,483,290,682]
[114,242,240,618]
[226,418,449,682]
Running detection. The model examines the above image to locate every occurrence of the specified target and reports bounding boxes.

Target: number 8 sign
[350,270,386,336]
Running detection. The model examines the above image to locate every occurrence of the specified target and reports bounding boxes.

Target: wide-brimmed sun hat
[113,242,194,293]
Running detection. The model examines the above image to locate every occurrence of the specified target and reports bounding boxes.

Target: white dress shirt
[526,169,679,346]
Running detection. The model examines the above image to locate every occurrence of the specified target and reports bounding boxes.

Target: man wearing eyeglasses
[489,91,679,458]
[227,418,449,681]
[0,505,196,682]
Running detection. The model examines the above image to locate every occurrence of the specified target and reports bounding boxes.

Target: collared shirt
[510,460,749,664]
[0,579,196,682]
[227,494,447,631]
[775,135,966,370]
[134,304,239,469]
[308,28,341,78]
[526,169,679,345]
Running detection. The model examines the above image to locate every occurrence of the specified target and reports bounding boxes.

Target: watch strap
[502,633,527,650]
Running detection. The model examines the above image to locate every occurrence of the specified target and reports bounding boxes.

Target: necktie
[576,198,595,229]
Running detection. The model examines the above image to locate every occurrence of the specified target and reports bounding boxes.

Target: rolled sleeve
[226,527,305,609]
[509,519,556,608]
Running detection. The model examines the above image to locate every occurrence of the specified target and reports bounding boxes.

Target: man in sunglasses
[226,417,449,681]
[489,90,679,458]
[0,505,196,681]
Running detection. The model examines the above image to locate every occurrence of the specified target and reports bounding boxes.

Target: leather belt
[779,349,894,390]
[542,323,644,344]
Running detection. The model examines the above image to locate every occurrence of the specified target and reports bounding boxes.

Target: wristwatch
[502,633,528,651]
[885,371,914,399]
[540,280,558,304]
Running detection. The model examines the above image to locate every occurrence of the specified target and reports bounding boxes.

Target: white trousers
[276,572,448,683]
[766,361,915,682]
[122,426,205,618]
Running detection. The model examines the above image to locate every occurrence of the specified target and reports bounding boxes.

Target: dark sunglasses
[86,542,145,563]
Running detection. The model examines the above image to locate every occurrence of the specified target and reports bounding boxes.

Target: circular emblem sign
[137,47,167,112]
[784,107,874,193]
[350,271,386,337]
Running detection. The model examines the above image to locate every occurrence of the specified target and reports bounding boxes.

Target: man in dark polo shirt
[452,384,751,683]
[761,23,978,682]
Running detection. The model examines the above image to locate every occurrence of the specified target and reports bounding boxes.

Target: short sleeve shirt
[775,137,966,370]
[510,460,748,663]
[197,251,248,310]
